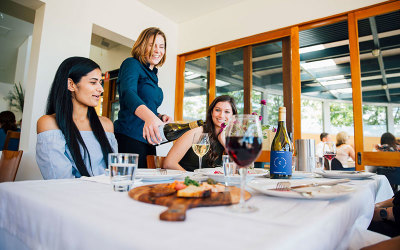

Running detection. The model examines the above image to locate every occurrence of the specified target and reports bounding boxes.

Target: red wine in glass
[323,152,336,161]
[226,136,262,167]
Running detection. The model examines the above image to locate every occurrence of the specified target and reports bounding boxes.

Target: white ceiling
[137,0,248,23]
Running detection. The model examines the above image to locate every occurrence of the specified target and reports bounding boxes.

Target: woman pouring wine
[114,27,172,168]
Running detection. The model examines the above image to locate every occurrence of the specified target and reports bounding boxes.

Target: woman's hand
[135,105,166,145]
[143,116,164,144]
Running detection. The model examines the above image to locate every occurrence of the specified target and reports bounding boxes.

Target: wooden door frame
[352,1,400,168]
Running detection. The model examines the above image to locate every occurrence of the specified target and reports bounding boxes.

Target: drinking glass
[323,142,336,171]
[222,155,236,186]
[192,133,210,170]
[108,153,138,192]
[154,156,164,174]
[225,114,262,213]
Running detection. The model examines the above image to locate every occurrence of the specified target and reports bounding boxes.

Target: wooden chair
[0,150,23,182]
[146,155,165,169]
[3,131,21,151]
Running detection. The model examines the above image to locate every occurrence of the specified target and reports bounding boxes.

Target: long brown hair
[203,95,237,166]
[130,27,166,67]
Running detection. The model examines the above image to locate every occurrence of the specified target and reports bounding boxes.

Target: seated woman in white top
[36,57,118,179]
[335,131,355,169]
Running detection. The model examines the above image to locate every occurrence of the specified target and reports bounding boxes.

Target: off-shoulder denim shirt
[36,130,118,179]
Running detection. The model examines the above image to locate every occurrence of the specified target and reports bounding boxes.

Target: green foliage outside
[330,102,354,127]
[362,105,386,125]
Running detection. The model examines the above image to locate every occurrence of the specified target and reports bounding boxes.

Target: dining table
[0,170,394,250]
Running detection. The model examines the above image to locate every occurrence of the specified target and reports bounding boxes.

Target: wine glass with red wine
[225,114,262,213]
[323,142,336,171]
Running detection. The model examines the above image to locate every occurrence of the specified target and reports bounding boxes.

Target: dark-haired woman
[0,111,20,151]
[164,95,237,171]
[36,57,117,179]
[114,27,171,169]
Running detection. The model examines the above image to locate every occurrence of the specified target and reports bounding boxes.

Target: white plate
[318,171,375,180]
[135,169,184,181]
[201,168,269,183]
[292,171,318,179]
[248,179,355,199]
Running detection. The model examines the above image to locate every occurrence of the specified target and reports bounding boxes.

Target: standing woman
[36,57,118,179]
[114,27,171,168]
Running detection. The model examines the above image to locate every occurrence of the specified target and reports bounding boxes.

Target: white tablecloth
[0,175,393,250]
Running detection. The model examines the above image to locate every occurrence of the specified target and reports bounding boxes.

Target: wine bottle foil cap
[189,121,199,129]
[278,107,286,121]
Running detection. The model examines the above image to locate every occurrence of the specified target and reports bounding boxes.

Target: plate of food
[248,179,355,199]
[135,169,185,181]
[200,167,269,183]
[318,171,375,180]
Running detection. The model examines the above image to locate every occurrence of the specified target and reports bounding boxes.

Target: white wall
[89,44,131,73]
[15,35,32,91]
[17,0,178,180]
[178,0,387,53]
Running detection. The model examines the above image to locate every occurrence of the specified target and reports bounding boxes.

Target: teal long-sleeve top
[114,57,163,143]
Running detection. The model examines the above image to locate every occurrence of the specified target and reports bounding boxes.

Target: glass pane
[110,102,120,122]
[299,20,355,149]
[358,10,400,151]
[394,106,400,136]
[183,57,209,121]
[251,41,283,129]
[215,48,244,113]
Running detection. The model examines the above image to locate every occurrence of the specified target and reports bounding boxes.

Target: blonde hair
[130,27,166,67]
[336,131,349,147]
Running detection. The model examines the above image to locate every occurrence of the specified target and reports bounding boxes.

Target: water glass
[222,155,236,186]
[108,153,138,192]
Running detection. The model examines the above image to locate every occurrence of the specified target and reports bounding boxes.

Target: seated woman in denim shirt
[36,57,117,179]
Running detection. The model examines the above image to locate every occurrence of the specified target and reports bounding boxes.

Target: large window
[183,57,209,121]
[299,19,355,145]
[358,10,400,151]
[175,1,400,167]
[215,48,244,113]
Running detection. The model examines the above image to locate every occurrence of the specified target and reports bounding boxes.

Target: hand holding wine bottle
[157,120,204,145]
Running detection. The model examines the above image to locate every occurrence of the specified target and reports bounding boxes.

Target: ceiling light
[299,44,325,54]
[372,49,380,57]
[301,59,336,70]
[216,79,230,87]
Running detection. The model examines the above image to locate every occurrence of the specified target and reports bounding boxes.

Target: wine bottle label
[189,121,198,129]
[158,125,168,143]
[270,151,292,175]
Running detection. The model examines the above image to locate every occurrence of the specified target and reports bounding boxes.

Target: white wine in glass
[192,133,210,170]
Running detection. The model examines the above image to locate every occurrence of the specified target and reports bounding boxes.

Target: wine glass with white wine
[192,133,210,170]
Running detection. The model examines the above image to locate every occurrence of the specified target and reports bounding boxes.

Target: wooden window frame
[175,0,400,165]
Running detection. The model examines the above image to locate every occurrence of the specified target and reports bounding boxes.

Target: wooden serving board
[128,184,251,221]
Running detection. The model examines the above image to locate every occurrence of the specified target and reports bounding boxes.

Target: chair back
[4,131,21,151]
[146,155,165,169]
[0,150,23,182]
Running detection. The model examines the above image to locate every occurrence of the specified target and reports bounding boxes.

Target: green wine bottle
[158,120,204,144]
[270,107,293,179]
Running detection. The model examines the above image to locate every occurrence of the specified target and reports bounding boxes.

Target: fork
[275,179,350,191]
[157,168,167,175]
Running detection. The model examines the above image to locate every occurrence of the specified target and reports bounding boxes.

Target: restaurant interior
[0,0,400,249]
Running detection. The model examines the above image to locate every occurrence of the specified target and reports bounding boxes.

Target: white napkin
[80,174,143,186]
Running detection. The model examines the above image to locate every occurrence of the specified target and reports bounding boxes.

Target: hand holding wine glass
[192,133,210,170]
[225,114,262,213]
[323,142,336,171]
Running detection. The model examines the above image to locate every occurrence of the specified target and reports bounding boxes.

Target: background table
[0,175,393,250]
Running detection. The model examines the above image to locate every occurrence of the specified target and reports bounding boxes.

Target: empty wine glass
[192,133,210,170]
[323,142,336,171]
[225,114,262,213]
